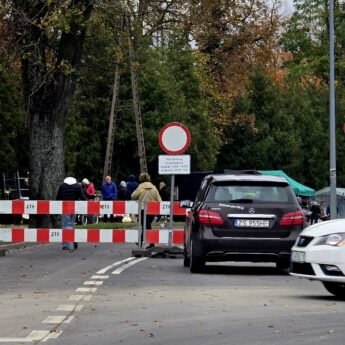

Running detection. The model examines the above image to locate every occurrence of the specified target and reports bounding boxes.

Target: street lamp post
[329,0,337,219]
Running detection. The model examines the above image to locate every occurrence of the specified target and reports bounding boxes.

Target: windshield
[205,181,295,204]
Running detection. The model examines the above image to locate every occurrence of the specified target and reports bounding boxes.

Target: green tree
[66,13,219,186]
[0,56,28,176]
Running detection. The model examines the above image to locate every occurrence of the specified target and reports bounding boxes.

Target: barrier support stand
[168,174,175,247]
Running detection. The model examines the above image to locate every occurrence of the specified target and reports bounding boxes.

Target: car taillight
[280,211,305,226]
[197,210,225,225]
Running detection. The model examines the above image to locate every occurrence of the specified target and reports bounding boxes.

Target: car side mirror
[180,200,193,208]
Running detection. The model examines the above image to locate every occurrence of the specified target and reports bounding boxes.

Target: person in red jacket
[82,178,96,200]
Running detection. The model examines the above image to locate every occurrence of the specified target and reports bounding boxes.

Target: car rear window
[205,181,295,204]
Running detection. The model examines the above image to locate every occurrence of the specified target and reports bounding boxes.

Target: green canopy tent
[258,170,315,197]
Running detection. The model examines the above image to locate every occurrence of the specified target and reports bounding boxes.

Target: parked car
[290,219,345,298]
[181,174,305,273]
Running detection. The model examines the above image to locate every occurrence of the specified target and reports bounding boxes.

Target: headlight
[315,233,345,247]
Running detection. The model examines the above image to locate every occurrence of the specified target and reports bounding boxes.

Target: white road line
[112,257,148,274]
[0,330,62,343]
[41,330,62,342]
[42,316,73,324]
[76,287,98,293]
[67,294,92,301]
[0,256,140,342]
[84,280,103,286]
[91,275,109,279]
[0,337,35,343]
[57,305,83,312]
[97,257,135,274]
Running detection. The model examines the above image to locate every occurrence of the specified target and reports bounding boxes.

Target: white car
[290,219,345,298]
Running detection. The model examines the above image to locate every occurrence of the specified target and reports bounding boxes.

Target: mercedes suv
[182,174,305,273]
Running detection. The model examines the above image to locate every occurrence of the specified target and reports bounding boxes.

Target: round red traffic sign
[159,122,191,154]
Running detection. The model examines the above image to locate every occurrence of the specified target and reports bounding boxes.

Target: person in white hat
[56,177,86,251]
[82,178,96,200]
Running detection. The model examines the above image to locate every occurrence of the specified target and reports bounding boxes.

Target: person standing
[117,181,128,200]
[126,174,138,200]
[56,177,85,251]
[101,175,117,223]
[310,201,321,225]
[131,173,161,248]
[158,181,169,201]
[82,178,96,200]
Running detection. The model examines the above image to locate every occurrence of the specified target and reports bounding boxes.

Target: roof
[207,174,290,184]
[315,187,345,197]
[258,170,315,197]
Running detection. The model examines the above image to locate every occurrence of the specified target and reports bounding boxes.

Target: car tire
[190,239,205,273]
[183,246,190,267]
[276,259,290,272]
[322,282,345,299]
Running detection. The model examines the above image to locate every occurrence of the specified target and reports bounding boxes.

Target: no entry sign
[159,122,191,155]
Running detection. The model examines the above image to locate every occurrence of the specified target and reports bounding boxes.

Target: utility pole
[103,63,121,180]
[103,15,148,179]
[126,14,148,174]
[329,0,337,219]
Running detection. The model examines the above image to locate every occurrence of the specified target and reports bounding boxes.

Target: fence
[0,200,186,246]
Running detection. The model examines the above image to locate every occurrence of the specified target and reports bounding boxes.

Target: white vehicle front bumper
[290,243,345,283]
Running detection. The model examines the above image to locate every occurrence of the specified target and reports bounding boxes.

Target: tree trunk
[12,1,93,227]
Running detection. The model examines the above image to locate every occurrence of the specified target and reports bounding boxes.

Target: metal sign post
[158,122,191,248]
[168,175,175,246]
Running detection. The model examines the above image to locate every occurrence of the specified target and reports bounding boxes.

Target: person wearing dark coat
[117,181,128,200]
[158,181,169,201]
[56,177,85,251]
[126,175,138,200]
[310,201,321,225]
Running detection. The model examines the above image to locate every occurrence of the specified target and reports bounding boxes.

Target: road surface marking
[0,256,146,342]
[0,330,62,343]
[76,287,98,293]
[84,280,103,286]
[112,257,148,274]
[42,316,74,324]
[97,257,135,274]
[57,305,83,312]
[67,294,92,301]
[91,275,109,279]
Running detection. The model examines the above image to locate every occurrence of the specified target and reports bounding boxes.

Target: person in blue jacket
[101,175,117,222]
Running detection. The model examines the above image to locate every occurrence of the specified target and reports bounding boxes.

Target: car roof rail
[223,169,260,175]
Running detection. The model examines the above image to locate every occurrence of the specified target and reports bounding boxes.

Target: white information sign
[159,155,191,175]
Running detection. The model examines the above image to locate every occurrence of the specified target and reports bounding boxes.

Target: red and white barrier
[0,200,187,216]
[0,200,187,245]
[0,228,184,245]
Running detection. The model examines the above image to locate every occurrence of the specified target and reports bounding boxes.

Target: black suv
[182,174,305,273]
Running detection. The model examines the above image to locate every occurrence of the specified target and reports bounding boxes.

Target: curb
[0,242,36,256]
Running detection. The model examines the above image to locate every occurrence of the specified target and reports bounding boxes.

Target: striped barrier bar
[0,228,184,245]
[0,200,187,216]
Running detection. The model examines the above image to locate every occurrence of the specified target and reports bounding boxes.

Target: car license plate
[291,251,305,263]
[234,219,269,228]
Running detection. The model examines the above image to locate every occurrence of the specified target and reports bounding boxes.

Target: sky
[281,0,295,14]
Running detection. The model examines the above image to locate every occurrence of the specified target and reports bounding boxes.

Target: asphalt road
[0,243,344,345]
